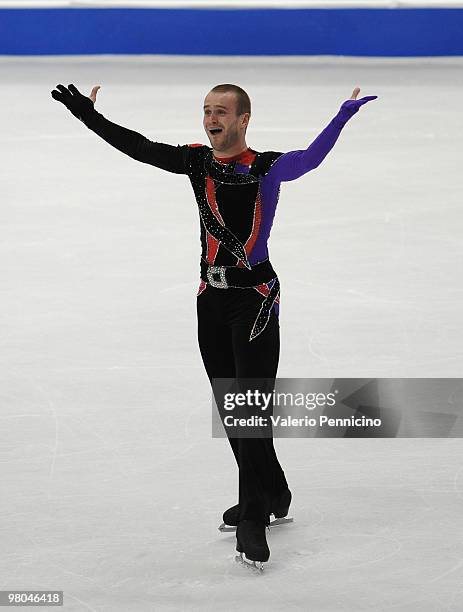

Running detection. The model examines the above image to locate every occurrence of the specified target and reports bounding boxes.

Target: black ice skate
[219,489,293,532]
[235,520,270,572]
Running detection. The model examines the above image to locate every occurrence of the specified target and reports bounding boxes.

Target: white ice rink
[1,55,463,611]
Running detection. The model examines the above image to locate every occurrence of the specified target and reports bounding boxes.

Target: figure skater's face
[203,91,249,152]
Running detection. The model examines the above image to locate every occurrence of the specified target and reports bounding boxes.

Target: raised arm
[51,84,189,175]
[266,87,378,183]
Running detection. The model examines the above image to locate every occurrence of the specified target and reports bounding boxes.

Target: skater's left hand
[337,87,378,124]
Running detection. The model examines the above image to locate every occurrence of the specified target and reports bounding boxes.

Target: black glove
[51,83,95,121]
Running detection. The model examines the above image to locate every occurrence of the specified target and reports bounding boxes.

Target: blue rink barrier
[1,8,462,56]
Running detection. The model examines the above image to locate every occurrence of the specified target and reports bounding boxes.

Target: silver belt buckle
[207,265,228,289]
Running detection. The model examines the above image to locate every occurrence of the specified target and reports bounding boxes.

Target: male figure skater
[51,81,377,569]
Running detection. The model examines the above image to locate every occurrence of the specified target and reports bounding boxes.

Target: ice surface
[1,55,463,611]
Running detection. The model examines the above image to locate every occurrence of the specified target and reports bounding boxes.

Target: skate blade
[218,523,236,532]
[235,552,265,573]
[270,517,294,527]
[219,517,294,533]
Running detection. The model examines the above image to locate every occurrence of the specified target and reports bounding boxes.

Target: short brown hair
[210,84,251,117]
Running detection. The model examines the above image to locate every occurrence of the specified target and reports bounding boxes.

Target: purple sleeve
[266,96,378,183]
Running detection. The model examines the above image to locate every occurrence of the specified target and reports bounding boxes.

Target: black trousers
[197,284,289,523]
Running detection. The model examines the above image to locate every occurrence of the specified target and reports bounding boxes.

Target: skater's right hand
[51,83,101,121]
